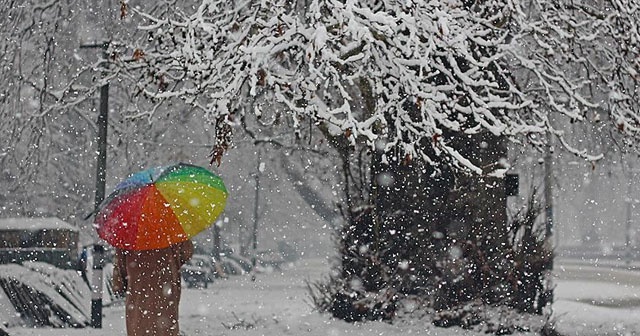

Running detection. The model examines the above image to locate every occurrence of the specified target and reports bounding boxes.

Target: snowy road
[554,258,640,336]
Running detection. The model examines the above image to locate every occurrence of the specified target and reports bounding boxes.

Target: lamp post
[252,149,262,268]
[80,41,110,329]
[543,129,555,276]
[625,163,638,264]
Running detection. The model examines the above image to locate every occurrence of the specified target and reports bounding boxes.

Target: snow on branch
[107,0,640,173]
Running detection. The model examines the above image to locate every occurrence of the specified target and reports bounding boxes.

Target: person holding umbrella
[113,240,194,335]
[94,163,228,336]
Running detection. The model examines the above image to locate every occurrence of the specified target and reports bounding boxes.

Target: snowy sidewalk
[5,257,640,335]
[3,258,507,336]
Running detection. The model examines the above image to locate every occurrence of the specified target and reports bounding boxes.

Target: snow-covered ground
[553,260,640,336]
[5,258,640,336]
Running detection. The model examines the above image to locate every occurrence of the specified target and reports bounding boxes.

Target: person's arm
[179,240,194,266]
[112,248,128,298]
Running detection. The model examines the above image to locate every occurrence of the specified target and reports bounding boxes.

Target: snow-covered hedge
[0,262,91,328]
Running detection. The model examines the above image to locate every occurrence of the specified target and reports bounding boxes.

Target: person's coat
[113,240,193,336]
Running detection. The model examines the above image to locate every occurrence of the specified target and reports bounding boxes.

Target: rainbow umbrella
[94,163,228,250]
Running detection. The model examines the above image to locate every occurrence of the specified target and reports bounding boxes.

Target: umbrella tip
[84,209,97,220]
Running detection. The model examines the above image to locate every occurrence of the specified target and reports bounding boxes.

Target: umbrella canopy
[95,163,228,250]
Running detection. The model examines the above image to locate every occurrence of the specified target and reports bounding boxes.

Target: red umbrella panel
[95,163,228,250]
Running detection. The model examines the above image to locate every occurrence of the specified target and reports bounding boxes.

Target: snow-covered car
[219,257,245,276]
[254,250,287,271]
[221,253,253,273]
[181,255,214,288]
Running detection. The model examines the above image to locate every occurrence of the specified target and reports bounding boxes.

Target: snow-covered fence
[0,262,91,328]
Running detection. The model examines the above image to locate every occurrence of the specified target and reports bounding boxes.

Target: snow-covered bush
[0,262,90,328]
[309,189,551,334]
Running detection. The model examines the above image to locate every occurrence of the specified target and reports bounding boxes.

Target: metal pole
[252,151,261,269]
[213,221,221,261]
[80,42,109,328]
[79,42,110,208]
[544,146,553,236]
[544,132,554,268]
[91,245,105,328]
[626,186,632,263]
[95,66,109,209]
[625,162,634,264]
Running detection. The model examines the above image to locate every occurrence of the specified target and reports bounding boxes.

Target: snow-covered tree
[0,1,209,225]
[98,0,640,331]
[0,0,97,219]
